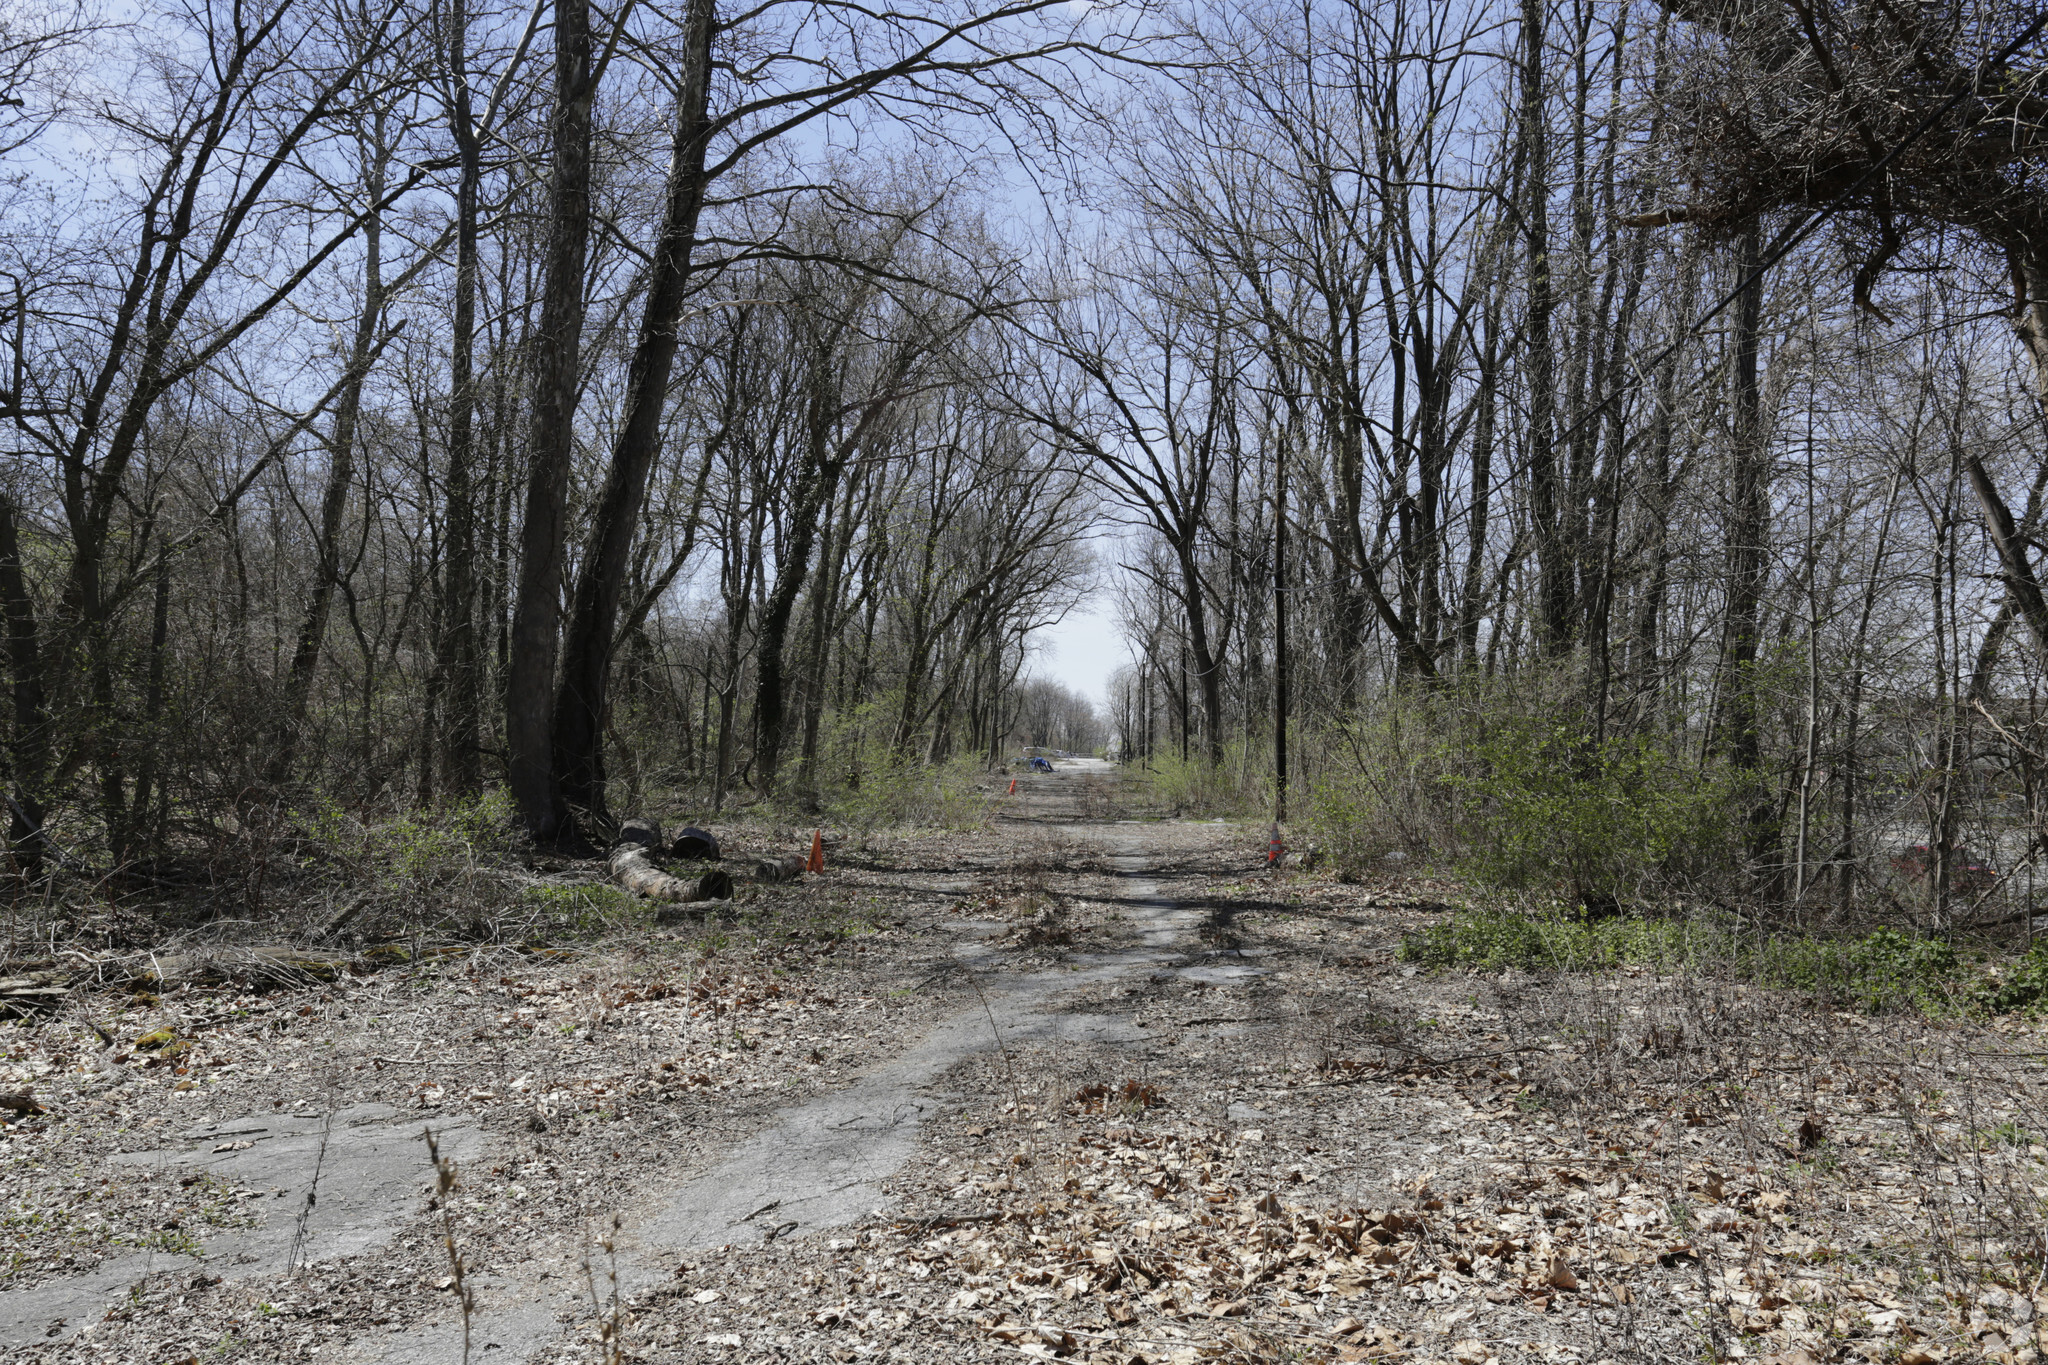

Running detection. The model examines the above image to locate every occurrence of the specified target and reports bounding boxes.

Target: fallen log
[617,817,663,849]
[747,853,807,884]
[609,844,731,903]
[0,969,71,1018]
[670,825,720,860]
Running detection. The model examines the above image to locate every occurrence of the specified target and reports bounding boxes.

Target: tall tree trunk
[1273,444,1289,822]
[438,0,484,797]
[1458,307,1500,669]
[1519,0,1571,655]
[1177,542,1226,768]
[795,477,853,803]
[1835,467,1902,913]
[1715,221,1777,883]
[128,555,172,847]
[553,0,718,820]
[1715,221,1768,772]
[506,0,595,838]
[0,494,49,872]
[755,447,846,793]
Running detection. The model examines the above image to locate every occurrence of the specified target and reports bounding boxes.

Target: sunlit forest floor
[0,765,2045,1364]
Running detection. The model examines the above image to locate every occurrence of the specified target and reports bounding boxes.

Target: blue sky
[1028,595,1122,710]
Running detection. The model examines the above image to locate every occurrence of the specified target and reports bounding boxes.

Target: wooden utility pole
[1274,441,1288,824]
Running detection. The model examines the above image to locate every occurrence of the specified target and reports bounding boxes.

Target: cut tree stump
[617,817,663,849]
[669,826,721,860]
[747,853,807,884]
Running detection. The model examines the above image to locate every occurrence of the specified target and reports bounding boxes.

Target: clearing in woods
[2,760,2046,1364]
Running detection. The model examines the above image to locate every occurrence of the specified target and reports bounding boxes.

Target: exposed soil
[4,762,2048,1365]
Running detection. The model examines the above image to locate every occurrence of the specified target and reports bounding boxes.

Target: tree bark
[1714,220,1779,885]
[1963,444,2048,658]
[755,383,866,792]
[553,0,718,821]
[437,0,484,797]
[0,494,48,872]
[506,0,595,838]
[1177,540,1226,768]
[1518,0,1572,655]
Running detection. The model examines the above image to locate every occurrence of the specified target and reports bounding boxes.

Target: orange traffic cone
[1267,823,1284,866]
[1007,778,1017,795]
[808,828,825,874]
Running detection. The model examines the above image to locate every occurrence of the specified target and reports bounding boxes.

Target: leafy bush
[1767,928,1960,1014]
[1399,909,1717,976]
[1125,746,1267,817]
[292,788,516,889]
[1296,690,1482,877]
[1975,942,2048,1014]
[1447,720,1741,909]
[828,755,994,839]
[1292,670,1744,892]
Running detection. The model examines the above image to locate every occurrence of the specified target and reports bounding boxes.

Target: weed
[518,883,640,937]
[1975,1121,2034,1150]
[1400,910,1972,1014]
[1974,941,2048,1014]
[423,1126,474,1364]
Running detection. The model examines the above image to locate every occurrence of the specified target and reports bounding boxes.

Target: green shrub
[1447,720,1741,908]
[1767,927,1960,1013]
[1975,941,2048,1014]
[1297,692,1476,876]
[1291,669,1744,891]
[797,696,993,836]
[295,788,516,888]
[828,751,994,837]
[1124,746,1267,817]
[1399,908,1715,975]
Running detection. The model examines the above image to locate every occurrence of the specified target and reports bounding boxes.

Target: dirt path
[11,762,2048,1365]
[0,760,1316,1362]
[344,777,1253,1361]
